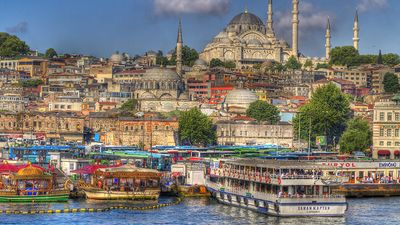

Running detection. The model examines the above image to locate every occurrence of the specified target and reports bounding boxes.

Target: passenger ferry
[207,159,348,217]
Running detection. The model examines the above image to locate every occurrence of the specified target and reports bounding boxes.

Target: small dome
[17,164,44,177]
[144,68,179,81]
[225,89,258,105]
[110,51,124,64]
[228,12,264,27]
[194,59,208,67]
[215,32,228,39]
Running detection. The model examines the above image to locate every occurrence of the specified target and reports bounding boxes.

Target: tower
[292,0,299,58]
[353,10,359,51]
[176,19,183,76]
[266,0,275,38]
[325,17,331,60]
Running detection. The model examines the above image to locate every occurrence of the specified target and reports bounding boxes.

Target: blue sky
[0,0,398,58]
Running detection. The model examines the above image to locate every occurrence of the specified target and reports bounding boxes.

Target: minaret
[176,19,183,76]
[325,17,331,60]
[266,0,275,38]
[292,0,299,58]
[353,10,359,51]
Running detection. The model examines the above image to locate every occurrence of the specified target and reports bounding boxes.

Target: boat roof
[96,164,159,173]
[221,158,332,170]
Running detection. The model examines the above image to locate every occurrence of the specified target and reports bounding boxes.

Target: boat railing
[212,169,322,182]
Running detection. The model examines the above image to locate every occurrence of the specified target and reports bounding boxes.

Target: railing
[206,180,345,202]
[212,169,323,182]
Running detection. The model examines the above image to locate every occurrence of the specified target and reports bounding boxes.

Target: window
[380,112,385,121]
[380,141,384,146]
[388,129,392,137]
[387,142,392,147]
[221,131,224,137]
[395,113,400,121]
[388,112,393,121]
[395,142,400,147]
[240,131,242,136]
[380,128,384,137]
[396,129,399,137]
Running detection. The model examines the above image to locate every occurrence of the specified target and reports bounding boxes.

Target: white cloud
[357,0,388,12]
[153,0,231,16]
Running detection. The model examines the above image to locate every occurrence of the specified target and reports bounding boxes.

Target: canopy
[377,150,391,156]
[395,151,400,156]
[0,163,19,173]
[71,164,121,175]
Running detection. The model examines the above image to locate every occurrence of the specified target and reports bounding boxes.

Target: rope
[0,197,183,214]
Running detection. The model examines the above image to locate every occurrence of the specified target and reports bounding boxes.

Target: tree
[178,108,216,146]
[246,100,280,124]
[224,60,236,69]
[382,53,400,66]
[45,48,57,58]
[383,72,400,93]
[169,45,199,67]
[210,58,224,68]
[330,46,359,66]
[253,63,262,70]
[0,32,30,58]
[377,50,383,64]
[293,83,351,147]
[155,50,169,66]
[285,56,302,71]
[119,99,138,111]
[339,118,372,154]
[303,59,313,70]
[19,79,43,88]
[315,63,329,70]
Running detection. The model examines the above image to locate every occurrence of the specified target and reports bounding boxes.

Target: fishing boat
[82,164,161,200]
[0,162,69,202]
[207,159,348,217]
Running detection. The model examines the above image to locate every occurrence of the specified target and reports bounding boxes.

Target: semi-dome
[228,12,264,27]
[144,68,180,81]
[225,89,258,105]
[17,164,44,177]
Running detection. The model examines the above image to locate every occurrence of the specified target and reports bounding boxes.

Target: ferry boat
[0,162,69,202]
[207,159,348,217]
[82,164,161,200]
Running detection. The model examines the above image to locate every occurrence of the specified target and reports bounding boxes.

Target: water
[0,197,398,225]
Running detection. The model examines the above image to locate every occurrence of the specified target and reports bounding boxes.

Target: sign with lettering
[320,161,400,169]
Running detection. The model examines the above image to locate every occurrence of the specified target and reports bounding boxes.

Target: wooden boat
[0,162,69,202]
[82,164,161,200]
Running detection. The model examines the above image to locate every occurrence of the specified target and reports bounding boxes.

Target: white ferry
[206,159,348,217]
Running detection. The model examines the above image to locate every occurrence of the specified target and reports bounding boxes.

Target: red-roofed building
[209,85,233,105]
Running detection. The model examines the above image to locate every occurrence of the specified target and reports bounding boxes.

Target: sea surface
[0,197,398,225]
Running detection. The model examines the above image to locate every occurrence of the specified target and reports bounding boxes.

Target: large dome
[110,51,124,64]
[225,89,258,105]
[17,164,44,177]
[228,12,264,27]
[144,68,180,81]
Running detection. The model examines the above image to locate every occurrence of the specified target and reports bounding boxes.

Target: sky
[0,0,398,58]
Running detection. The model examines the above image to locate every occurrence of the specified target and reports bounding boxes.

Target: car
[353,151,366,158]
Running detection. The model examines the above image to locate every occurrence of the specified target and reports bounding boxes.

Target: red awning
[395,151,400,156]
[0,163,19,173]
[378,150,391,156]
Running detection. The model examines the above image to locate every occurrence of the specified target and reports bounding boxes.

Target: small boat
[207,159,348,217]
[82,164,161,200]
[0,162,69,202]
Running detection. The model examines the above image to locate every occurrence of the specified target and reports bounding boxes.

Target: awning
[377,150,391,156]
[395,151,400,156]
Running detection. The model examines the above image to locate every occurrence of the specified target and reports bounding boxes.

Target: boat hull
[0,193,69,203]
[207,187,347,217]
[84,188,160,200]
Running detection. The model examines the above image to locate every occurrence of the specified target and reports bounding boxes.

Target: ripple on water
[0,197,398,225]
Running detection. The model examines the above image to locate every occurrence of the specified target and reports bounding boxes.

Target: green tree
[253,63,262,70]
[382,53,400,66]
[0,32,30,58]
[285,56,302,71]
[119,99,138,111]
[224,60,236,69]
[270,62,286,72]
[383,72,400,93]
[155,50,169,66]
[293,83,351,146]
[19,79,43,88]
[178,108,216,146]
[339,118,372,154]
[246,100,280,124]
[330,46,359,66]
[45,48,57,58]
[169,45,199,67]
[315,63,329,70]
[377,50,383,64]
[304,59,313,70]
[210,58,224,68]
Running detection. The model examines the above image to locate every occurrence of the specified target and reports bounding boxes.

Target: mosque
[199,0,361,68]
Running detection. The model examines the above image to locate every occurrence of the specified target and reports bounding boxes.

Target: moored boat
[0,162,69,202]
[82,164,161,200]
[207,159,348,217]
